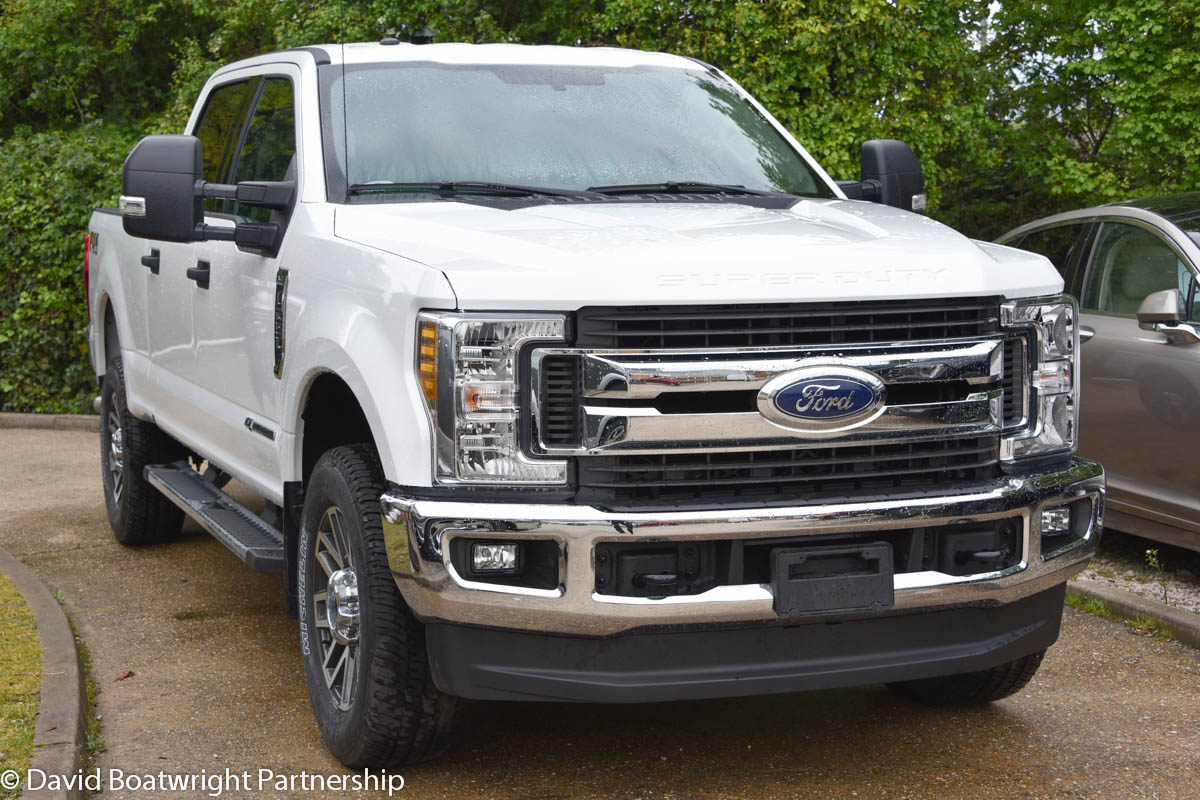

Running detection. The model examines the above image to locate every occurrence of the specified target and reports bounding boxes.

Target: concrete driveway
[1,427,1198,799]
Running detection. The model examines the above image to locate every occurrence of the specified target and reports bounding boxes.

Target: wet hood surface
[334,197,1061,308]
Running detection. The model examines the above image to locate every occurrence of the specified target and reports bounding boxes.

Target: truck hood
[333,198,1060,309]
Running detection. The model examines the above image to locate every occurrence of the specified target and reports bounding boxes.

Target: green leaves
[0,121,142,412]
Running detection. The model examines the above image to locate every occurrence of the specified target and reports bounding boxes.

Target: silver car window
[1081,222,1194,317]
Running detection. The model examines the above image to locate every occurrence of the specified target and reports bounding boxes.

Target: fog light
[1040,505,1072,537]
[471,542,520,573]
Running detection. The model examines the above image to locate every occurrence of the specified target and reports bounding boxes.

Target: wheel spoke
[317,528,344,569]
[329,510,350,567]
[341,647,356,707]
[323,639,341,672]
[326,646,347,691]
[316,550,339,579]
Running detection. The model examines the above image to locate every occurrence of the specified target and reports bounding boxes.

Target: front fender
[279,240,456,487]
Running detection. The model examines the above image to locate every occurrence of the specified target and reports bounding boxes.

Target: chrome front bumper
[380,459,1104,636]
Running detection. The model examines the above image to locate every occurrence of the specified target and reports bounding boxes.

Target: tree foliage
[1,0,1198,411]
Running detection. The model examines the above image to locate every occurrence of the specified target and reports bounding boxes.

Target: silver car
[998,195,1200,554]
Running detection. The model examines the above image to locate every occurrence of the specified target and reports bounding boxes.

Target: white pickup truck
[86,41,1105,768]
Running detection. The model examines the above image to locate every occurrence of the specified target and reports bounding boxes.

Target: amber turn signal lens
[418,321,438,406]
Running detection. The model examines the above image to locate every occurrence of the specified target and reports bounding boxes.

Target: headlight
[417,312,567,484]
[1000,295,1079,460]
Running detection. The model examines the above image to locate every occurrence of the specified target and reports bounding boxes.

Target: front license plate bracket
[771,543,894,616]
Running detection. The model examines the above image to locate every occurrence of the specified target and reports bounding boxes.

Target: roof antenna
[411,25,434,45]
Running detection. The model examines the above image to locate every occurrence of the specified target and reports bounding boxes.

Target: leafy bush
[0,121,143,412]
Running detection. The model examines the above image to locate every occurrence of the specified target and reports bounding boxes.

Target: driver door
[188,71,299,494]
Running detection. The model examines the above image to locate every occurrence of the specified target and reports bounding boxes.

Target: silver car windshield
[320,62,834,199]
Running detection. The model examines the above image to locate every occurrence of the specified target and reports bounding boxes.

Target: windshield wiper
[347,181,591,198]
[587,181,785,197]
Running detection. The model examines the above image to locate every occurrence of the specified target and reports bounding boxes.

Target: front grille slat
[581,442,997,475]
[576,438,1002,509]
[575,297,1002,349]
[1001,335,1028,428]
[538,355,582,446]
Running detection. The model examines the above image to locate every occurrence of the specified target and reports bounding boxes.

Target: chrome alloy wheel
[107,408,125,504]
[312,507,360,711]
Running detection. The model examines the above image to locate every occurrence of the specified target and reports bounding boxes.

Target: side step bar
[145,463,284,574]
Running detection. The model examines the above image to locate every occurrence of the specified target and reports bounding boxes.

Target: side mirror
[120,135,203,242]
[1138,288,1200,344]
[1137,288,1183,327]
[119,134,295,255]
[837,139,927,213]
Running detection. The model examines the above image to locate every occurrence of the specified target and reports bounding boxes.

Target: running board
[144,463,284,574]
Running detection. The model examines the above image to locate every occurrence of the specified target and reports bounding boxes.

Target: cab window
[192,79,257,213]
[230,77,297,222]
[1081,223,1196,317]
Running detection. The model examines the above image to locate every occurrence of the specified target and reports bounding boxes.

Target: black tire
[99,357,185,545]
[887,650,1045,706]
[298,444,458,768]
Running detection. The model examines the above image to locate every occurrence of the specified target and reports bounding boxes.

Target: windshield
[319,61,834,200]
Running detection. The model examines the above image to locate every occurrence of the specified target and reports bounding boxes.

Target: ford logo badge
[757,364,887,435]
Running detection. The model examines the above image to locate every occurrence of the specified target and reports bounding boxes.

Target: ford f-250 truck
[86,41,1105,768]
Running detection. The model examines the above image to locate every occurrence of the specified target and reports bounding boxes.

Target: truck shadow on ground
[411,688,1031,797]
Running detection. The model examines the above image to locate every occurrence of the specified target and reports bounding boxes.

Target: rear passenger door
[145,78,257,415]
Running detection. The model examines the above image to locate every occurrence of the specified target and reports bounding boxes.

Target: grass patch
[0,570,41,798]
[1067,591,1174,642]
[66,615,103,764]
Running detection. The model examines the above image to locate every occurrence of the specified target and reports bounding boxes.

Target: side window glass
[1011,224,1086,277]
[192,80,257,213]
[1081,223,1193,316]
[231,78,296,223]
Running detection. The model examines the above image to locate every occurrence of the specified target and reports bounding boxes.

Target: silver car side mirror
[1137,288,1200,344]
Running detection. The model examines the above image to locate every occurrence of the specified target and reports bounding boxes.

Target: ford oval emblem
[757,364,887,436]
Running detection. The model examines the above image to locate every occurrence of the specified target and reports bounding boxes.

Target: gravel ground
[1076,530,1200,614]
[2,427,1199,799]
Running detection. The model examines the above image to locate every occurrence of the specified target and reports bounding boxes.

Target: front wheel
[887,650,1045,706]
[297,444,458,768]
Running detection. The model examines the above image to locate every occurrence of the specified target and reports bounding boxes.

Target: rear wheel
[298,444,458,767]
[99,357,184,545]
[887,650,1045,706]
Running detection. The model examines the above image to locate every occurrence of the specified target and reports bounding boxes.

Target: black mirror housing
[857,139,926,213]
[121,135,203,242]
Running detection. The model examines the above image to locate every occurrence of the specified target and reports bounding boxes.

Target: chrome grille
[530,298,1029,509]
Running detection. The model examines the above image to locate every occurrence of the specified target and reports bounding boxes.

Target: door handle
[186,260,211,290]
[1079,325,1095,343]
[141,248,160,274]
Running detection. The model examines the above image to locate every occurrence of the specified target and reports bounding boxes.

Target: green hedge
[0,122,142,412]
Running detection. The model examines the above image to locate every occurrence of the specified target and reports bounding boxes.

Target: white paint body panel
[88,42,1062,501]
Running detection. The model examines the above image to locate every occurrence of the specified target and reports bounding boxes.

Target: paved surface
[1,427,1198,800]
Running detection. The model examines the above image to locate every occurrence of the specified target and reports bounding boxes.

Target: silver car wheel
[312,506,359,711]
